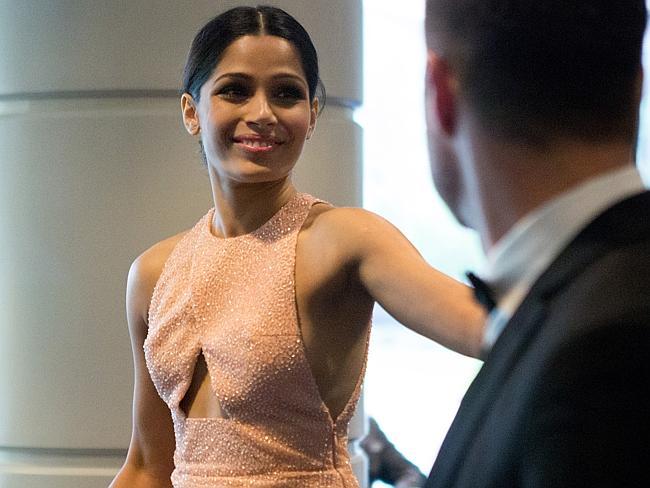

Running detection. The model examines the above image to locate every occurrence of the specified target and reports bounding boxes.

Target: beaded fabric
[144,193,369,487]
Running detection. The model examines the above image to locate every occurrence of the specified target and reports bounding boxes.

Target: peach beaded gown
[144,193,369,487]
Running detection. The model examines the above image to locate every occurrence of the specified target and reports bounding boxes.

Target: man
[423,1,650,487]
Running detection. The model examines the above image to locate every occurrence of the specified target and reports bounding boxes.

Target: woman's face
[183,35,317,184]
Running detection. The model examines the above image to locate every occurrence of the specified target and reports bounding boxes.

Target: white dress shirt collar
[479,165,646,351]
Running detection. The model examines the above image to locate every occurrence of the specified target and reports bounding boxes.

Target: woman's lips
[232,136,282,153]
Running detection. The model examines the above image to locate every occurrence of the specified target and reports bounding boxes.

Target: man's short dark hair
[426,0,647,145]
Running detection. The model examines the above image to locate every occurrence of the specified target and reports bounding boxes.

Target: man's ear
[181,93,201,136]
[426,51,457,135]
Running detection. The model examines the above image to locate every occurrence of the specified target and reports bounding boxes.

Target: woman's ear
[306,98,319,140]
[181,93,201,136]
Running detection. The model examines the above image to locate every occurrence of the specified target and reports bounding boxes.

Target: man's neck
[471,136,636,251]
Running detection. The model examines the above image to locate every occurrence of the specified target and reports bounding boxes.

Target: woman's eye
[217,85,248,100]
[274,86,305,103]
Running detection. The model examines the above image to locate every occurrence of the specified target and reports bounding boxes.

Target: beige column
[0,1,363,486]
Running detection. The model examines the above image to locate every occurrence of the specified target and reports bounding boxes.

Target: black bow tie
[466,271,496,313]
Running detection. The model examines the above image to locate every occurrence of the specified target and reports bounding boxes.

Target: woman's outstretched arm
[313,207,485,358]
[110,240,180,487]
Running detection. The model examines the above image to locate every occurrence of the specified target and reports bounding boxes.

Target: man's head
[424,0,646,230]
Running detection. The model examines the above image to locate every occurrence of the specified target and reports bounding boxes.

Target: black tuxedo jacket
[426,191,650,488]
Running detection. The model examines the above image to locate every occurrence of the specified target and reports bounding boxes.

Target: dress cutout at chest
[144,193,368,487]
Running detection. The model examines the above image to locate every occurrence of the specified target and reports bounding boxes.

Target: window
[357,0,482,474]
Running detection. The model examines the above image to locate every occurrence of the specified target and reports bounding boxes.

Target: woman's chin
[206,155,297,184]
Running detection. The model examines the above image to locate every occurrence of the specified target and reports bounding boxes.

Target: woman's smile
[232,134,284,154]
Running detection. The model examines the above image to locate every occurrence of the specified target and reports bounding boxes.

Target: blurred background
[1,1,648,486]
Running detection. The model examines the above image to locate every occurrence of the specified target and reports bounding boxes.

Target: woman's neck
[208,173,297,238]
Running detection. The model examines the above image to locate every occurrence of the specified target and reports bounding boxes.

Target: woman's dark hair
[182,5,325,109]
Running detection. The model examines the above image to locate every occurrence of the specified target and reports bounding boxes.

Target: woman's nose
[246,92,277,128]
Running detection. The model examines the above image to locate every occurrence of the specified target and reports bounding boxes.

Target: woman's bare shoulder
[301,204,397,260]
[305,203,385,230]
[127,232,189,323]
[131,232,188,283]
[306,205,396,242]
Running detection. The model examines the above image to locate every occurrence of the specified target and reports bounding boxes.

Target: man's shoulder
[535,190,650,317]
[531,240,648,355]
[499,198,650,375]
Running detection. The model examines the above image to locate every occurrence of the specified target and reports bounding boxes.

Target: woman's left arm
[322,207,485,358]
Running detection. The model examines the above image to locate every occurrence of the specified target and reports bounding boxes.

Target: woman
[110,6,484,488]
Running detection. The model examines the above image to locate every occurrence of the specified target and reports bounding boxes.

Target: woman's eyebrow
[213,72,306,86]
[269,73,306,84]
[214,72,252,83]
